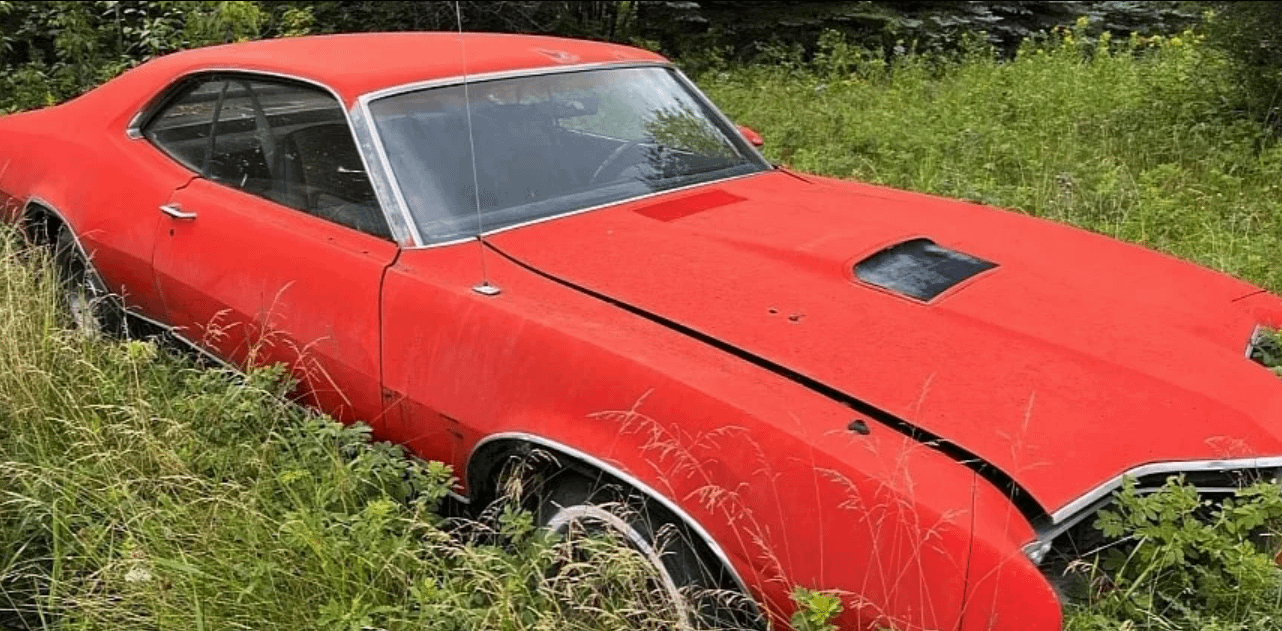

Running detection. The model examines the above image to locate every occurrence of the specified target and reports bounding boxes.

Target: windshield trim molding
[357,60,672,104]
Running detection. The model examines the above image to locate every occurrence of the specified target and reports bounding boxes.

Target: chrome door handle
[159,204,197,220]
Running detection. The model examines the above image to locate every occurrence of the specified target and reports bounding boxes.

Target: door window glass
[208,79,390,239]
[146,75,391,240]
[143,79,224,172]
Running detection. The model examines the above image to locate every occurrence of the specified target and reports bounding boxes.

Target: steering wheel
[589,138,647,185]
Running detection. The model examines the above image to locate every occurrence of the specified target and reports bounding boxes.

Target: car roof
[132,32,668,105]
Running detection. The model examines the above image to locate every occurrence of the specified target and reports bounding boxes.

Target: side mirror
[737,124,764,148]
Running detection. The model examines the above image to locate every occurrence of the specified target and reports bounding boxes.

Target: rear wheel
[508,460,764,630]
[52,226,124,337]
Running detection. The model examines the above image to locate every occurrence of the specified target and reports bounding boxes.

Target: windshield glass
[368,66,769,244]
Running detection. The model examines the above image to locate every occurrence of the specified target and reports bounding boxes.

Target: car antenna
[457,1,500,296]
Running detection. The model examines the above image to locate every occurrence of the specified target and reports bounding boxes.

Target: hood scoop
[855,238,996,301]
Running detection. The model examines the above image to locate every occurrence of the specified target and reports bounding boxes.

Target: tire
[525,465,764,631]
[52,226,124,337]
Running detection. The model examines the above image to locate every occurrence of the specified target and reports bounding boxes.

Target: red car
[2,32,1281,631]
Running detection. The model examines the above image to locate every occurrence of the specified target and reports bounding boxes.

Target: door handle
[159,204,197,220]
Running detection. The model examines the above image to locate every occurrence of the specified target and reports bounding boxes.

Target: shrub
[1204,1,1282,128]
[1063,477,1282,630]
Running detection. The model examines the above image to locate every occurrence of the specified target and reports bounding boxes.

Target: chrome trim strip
[467,431,760,616]
[357,60,670,103]
[125,111,145,140]
[353,97,424,247]
[1247,324,1269,360]
[1049,455,1282,525]
[348,103,418,246]
[23,196,74,243]
[127,310,240,371]
[126,67,412,246]
[671,68,772,167]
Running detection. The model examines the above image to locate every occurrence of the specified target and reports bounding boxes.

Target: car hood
[487,170,1282,516]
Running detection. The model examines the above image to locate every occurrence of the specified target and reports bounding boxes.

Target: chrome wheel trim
[64,276,103,337]
[545,503,695,630]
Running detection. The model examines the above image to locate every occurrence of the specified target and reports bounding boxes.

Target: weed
[790,586,842,631]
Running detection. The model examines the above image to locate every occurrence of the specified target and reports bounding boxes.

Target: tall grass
[0,237,684,631]
[701,24,1282,292]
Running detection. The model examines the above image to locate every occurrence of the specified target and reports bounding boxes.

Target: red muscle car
[3,32,1282,631]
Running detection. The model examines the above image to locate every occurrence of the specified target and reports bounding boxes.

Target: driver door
[147,74,398,422]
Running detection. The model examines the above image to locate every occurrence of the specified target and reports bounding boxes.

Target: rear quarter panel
[0,68,195,318]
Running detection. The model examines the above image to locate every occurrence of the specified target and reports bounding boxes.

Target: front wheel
[528,466,764,630]
[53,226,124,337]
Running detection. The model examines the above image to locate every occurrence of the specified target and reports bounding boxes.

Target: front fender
[381,244,983,630]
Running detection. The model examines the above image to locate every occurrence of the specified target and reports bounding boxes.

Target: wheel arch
[466,431,760,617]
[20,197,71,247]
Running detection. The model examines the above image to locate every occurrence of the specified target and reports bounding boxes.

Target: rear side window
[143,75,390,240]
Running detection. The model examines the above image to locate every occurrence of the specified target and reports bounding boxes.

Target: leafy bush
[1064,478,1282,630]
[0,1,266,113]
[1204,1,1282,127]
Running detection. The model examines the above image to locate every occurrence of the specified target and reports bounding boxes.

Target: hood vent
[855,238,996,301]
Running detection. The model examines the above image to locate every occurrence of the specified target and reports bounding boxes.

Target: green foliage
[1204,1,1282,127]
[645,1,1202,62]
[789,587,843,631]
[0,1,268,113]
[8,5,1282,630]
[1063,477,1282,630]
[1251,328,1282,375]
[0,2,1217,114]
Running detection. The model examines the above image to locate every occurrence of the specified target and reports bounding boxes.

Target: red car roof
[127,33,667,105]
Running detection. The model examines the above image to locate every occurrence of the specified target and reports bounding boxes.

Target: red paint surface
[632,188,745,222]
[491,169,1282,515]
[3,33,1282,631]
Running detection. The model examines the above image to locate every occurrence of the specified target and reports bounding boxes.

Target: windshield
[368,66,769,244]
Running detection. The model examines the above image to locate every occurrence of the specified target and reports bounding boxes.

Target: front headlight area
[1023,462,1282,603]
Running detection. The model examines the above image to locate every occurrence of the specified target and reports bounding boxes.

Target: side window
[143,79,225,172]
[145,75,391,241]
[208,79,390,240]
[207,81,272,192]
